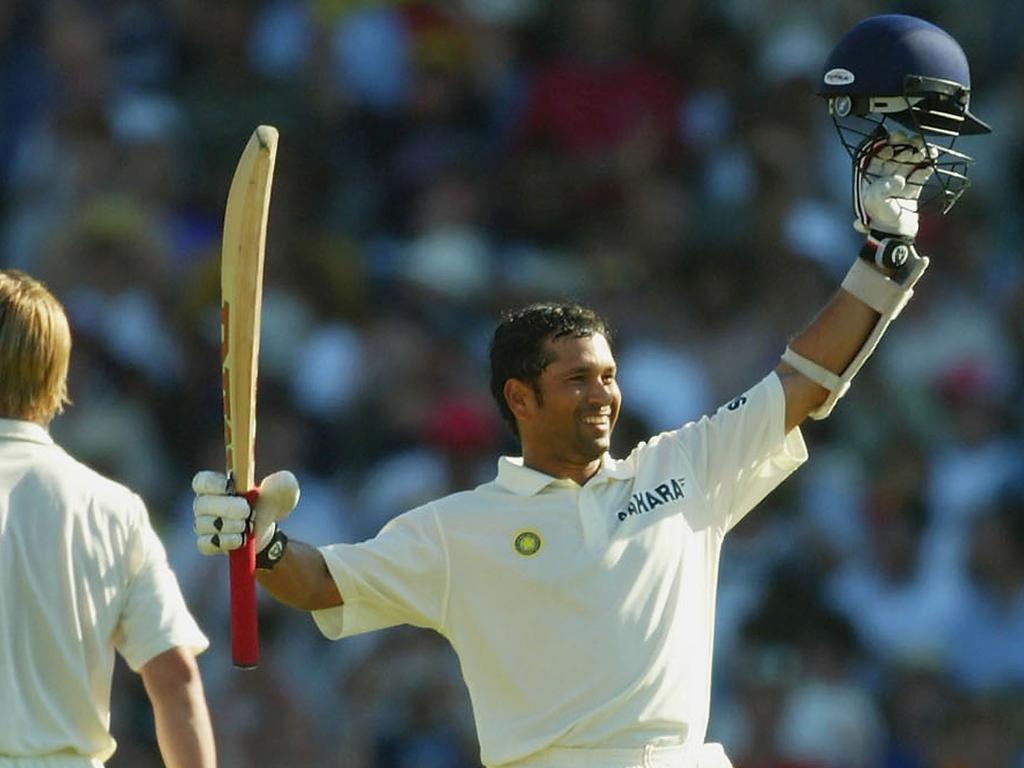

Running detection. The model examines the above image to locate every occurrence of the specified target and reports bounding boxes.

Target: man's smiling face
[518,332,621,473]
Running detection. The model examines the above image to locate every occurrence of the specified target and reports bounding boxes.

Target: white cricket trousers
[0,757,103,767]
[499,741,732,768]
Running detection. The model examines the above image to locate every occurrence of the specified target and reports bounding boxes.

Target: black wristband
[860,233,916,271]
[255,526,289,570]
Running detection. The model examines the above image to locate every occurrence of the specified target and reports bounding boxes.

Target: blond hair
[0,270,72,423]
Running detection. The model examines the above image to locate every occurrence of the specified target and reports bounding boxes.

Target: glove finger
[887,129,910,145]
[906,165,935,187]
[197,533,245,555]
[887,131,925,155]
[867,150,895,176]
[873,133,930,175]
[864,193,904,220]
[194,515,248,536]
[881,156,919,176]
[893,143,924,161]
[193,470,229,495]
[865,176,907,206]
[256,470,300,523]
[194,494,251,521]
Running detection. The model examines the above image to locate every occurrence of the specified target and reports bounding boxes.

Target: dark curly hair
[488,302,611,437]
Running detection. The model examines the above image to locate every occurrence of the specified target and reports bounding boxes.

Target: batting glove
[853,129,936,241]
[193,470,300,556]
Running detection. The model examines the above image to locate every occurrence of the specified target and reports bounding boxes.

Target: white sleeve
[671,372,808,532]
[313,505,448,640]
[114,497,209,671]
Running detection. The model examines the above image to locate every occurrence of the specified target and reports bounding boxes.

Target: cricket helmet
[820,14,990,213]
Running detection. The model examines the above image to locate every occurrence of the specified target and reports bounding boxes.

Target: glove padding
[193,470,300,556]
[853,129,936,240]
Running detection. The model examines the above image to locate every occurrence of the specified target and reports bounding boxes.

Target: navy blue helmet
[820,15,990,213]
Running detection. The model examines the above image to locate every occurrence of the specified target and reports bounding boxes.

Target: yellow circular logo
[514,530,542,557]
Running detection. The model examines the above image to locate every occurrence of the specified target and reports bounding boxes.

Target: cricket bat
[221,125,278,668]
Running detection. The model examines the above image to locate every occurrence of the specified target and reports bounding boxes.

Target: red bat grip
[229,488,261,669]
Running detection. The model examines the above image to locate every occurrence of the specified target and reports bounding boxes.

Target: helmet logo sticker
[832,96,853,117]
[513,530,542,557]
[824,68,855,85]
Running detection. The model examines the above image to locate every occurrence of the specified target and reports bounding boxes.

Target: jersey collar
[599,452,638,481]
[496,453,636,496]
[0,417,54,445]
[495,457,561,495]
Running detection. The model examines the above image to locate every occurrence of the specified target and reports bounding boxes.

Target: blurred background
[2,0,1023,765]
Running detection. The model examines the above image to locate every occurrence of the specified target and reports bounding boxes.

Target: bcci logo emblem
[513,530,542,557]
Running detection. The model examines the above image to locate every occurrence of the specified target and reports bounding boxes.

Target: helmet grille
[829,99,973,215]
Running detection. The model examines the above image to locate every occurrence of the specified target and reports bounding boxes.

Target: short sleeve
[313,505,448,640]
[113,498,209,671]
[671,372,807,531]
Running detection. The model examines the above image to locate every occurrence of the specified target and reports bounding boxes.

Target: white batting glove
[853,129,936,240]
[193,470,300,556]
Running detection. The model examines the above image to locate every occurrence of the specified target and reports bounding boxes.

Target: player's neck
[520,451,603,487]
[0,409,47,426]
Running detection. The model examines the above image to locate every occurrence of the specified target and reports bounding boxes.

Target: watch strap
[255,526,289,570]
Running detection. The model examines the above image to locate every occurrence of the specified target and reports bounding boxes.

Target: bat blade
[221,125,278,669]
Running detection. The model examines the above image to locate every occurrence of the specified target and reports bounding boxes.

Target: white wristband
[841,254,928,319]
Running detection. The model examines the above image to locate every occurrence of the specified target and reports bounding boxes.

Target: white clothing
[498,741,732,768]
[314,373,806,766]
[0,419,208,763]
[0,757,101,767]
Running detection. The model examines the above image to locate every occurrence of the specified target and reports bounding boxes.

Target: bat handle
[230,544,258,667]
[229,488,261,668]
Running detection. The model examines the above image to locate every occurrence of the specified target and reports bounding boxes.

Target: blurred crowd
[2,0,1023,766]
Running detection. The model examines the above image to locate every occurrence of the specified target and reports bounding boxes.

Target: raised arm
[140,646,217,768]
[775,130,934,433]
[775,289,882,433]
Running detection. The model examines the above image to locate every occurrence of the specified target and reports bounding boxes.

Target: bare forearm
[776,287,881,431]
[141,649,216,768]
[151,681,216,768]
[256,539,343,610]
[790,288,880,371]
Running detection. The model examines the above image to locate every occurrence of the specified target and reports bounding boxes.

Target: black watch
[255,526,289,570]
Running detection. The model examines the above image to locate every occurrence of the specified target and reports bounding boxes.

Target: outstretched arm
[140,647,217,768]
[193,470,343,611]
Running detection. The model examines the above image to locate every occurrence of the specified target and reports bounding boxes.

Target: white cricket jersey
[314,373,806,766]
[0,418,208,763]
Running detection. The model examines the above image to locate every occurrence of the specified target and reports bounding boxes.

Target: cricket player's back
[0,418,206,763]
